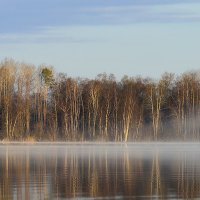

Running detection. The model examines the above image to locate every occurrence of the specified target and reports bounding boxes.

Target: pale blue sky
[1,0,200,79]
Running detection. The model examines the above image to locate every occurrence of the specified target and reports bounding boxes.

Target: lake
[0,143,200,199]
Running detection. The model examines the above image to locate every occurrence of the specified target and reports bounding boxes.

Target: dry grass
[23,136,37,143]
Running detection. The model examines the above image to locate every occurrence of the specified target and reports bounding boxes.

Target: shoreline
[0,141,200,145]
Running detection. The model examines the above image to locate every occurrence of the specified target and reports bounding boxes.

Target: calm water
[0,143,200,200]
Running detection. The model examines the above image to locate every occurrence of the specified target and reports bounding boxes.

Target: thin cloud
[0,27,104,44]
[1,0,200,36]
[81,6,144,13]
[81,3,200,23]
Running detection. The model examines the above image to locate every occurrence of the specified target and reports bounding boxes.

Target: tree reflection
[0,145,200,199]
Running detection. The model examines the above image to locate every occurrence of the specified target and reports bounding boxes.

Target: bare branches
[0,59,199,141]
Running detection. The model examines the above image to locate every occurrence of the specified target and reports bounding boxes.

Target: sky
[1,0,200,79]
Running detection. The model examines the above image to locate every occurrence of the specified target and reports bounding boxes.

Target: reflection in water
[0,144,200,199]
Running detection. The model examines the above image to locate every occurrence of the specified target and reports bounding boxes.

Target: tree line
[0,58,199,141]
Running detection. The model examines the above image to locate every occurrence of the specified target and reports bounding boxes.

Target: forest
[0,58,199,141]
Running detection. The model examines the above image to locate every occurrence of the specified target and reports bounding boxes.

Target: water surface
[0,143,200,200]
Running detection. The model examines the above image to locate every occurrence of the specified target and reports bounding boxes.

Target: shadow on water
[0,143,200,199]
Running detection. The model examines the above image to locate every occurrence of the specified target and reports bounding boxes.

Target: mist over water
[0,143,200,199]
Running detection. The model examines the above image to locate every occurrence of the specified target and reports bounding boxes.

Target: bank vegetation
[0,59,199,141]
